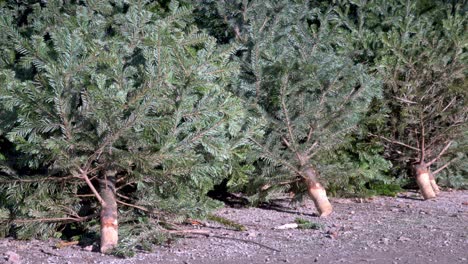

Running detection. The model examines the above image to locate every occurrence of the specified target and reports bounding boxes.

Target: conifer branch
[369,133,420,152]
[426,140,453,167]
[78,168,105,206]
[249,137,303,177]
[279,74,298,152]
[420,116,425,163]
[432,158,456,175]
[0,175,75,184]
[175,118,226,151]
[1,214,97,224]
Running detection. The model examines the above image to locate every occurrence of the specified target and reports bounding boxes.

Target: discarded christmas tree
[337,0,467,199]
[0,0,257,252]
[214,1,381,216]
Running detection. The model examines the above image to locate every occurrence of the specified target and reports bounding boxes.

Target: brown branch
[116,192,131,201]
[282,137,291,148]
[260,178,302,191]
[249,137,303,177]
[420,117,425,163]
[305,141,319,157]
[116,181,136,191]
[174,118,226,152]
[78,169,105,206]
[0,175,75,184]
[369,133,420,151]
[440,97,456,113]
[432,158,456,175]
[1,214,97,224]
[393,96,417,104]
[116,199,162,215]
[426,141,453,167]
[280,74,297,151]
[306,125,314,143]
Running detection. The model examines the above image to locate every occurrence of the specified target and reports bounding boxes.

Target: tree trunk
[415,164,436,200]
[100,170,118,253]
[303,166,333,217]
[429,172,441,195]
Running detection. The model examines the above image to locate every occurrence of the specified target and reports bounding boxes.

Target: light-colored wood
[416,172,436,200]
[308,183,333,217]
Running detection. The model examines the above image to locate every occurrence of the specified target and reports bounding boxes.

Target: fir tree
[214,0,381,216]
[0,0,258,252]
[335,0,467,198]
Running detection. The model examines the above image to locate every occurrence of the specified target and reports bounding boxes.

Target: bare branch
[305,141,319,157]
[306,125,314,143]
[393,96,417,104]
[432,158,456,175]
[279,74,298,151]
[0,175,75,184]
[426,141,453,167]
[248,137,303,177]
[440,97,457,113]
[116,199,159,214]
[420,116,425,163]
[0,214,97,224]
[77,169,105,206]
[369,133,420,152]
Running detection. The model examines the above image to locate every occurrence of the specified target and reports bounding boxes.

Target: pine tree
[335,0,467,198]
[213,0,381,216]
[0,0,258,252]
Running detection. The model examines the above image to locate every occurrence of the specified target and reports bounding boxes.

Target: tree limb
[368,133,420,151]
[279,74,298,152]
[78,169,105,206]
[432,158,456,175]
[426,141,453,167]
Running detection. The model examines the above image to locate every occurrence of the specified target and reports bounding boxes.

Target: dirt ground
[1,190,467,264]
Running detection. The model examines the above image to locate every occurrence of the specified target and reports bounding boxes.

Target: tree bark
[302,166,333,217]
[414,163,436,200]
[100,170,118,253]
[429,172,441,195]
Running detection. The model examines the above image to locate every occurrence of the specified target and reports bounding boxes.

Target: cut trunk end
[415,165,436,200]
[100,171,118,253]
[307,183,333,217]
[429,173,441,195]
[302,166,332,217]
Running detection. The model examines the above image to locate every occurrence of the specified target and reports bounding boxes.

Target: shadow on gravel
[259,200,318,217]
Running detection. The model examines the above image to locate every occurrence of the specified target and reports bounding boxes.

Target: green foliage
[294,217,323,230]
[207,213,246,231]
[0,0,260,250]
[334,0,467,180]
[213,0,382,201]
[321,133,394,197]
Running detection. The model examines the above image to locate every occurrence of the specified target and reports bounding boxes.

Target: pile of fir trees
[0,0,465,254]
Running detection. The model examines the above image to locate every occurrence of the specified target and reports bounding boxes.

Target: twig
[368,133,420,151]
[116,192,132,201]
[248,137,303,177]
[78,169,105,206]
[1,214,97,224]
[116,199,162,215]
[279,74,297,152]
[306,125,314,143]
[432,158,456,175]
[426,141,453,167]
[0,175,75,184]
[260,178,302,191]
[393,96,417,104]
[420,116,425,163]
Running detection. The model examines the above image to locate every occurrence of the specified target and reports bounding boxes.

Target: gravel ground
[1,190,467,264]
